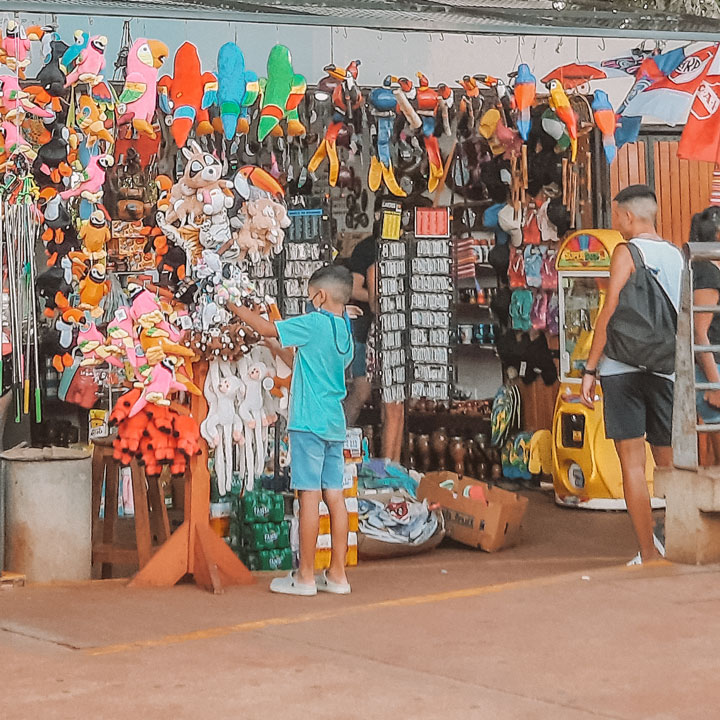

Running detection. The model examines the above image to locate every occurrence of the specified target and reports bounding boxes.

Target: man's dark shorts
[601,372,673,447]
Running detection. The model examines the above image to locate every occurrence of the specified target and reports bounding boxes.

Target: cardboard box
[417,472,529,552]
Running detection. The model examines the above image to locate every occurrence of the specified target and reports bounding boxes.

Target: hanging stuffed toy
[200,359,246,496]
[75,93,114,149]
[257,44,306,141]
[547,79,578,162]
[64,35,108,88]
[591,90,617,165]
[513,63,537,143]
[0,121,36,162]
[238,358,274,490]
[215,42,259,140]
[61,31,89,73]
[78,209,110,265]
[308,60,362,187]
[78,264,110,314]
[60,153,114,204]
[0,20,31,79]
[164,141,234,238]
[157,42,217,148]
[0,75,54,120]
[34,120,72,186]
[116,38,169,139]
[25,39,69,114]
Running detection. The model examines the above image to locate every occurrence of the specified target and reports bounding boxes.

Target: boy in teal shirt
[229,265,354,596]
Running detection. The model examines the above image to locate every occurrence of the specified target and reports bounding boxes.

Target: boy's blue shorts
[289,431,345,492]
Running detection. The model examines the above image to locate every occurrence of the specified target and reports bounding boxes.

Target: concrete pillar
[3,448,92,582]
[655,466,720,565]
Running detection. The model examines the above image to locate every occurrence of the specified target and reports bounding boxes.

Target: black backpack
[604,242,678,374]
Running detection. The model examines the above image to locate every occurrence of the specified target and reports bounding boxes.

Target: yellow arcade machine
[540,229,664,510]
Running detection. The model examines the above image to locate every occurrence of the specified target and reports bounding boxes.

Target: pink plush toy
[0,121,36,161]
[60,154,114,203]
[117,38,169,139]
[0,20,31,78]
[129,358,186,417]
[105,307,141,374]
[64,35,107,88]
[77,321,111,366]
[0,75,54,120]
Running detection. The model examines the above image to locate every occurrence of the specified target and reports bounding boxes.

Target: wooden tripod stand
[130,362,254,593]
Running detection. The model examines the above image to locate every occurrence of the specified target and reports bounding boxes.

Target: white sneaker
[627,535,666,566]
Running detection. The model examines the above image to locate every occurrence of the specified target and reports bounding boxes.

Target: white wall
[2,10,702,111]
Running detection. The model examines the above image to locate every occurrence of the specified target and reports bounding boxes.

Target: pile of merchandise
[230,489,292,572]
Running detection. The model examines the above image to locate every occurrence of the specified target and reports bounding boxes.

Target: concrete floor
[1,488,718,720]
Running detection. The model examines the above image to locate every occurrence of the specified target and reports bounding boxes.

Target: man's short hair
[613,184,658,222]
[309,264,353,304]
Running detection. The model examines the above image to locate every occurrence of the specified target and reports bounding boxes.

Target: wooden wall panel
[610,142,647,201]
[653,140,715,246]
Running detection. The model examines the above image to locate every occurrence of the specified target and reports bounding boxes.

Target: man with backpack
[581,185,683,565]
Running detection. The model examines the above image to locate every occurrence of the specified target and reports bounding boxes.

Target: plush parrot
[0,75,54,120]
[59,153,114,204]
[514,63,536,142]
[117,38,169,139]
[257,45,306,142]
[547,79,577,162]
[60,30,88,72]
[157,42,217,148]
[216,42,259,140]
[591,90,617,165]
[64,34,107,88]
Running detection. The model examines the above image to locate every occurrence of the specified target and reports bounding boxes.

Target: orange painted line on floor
[85,559,675,657]
[85,571,577,657]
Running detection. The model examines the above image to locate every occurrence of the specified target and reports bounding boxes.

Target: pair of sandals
[270,570,351,596]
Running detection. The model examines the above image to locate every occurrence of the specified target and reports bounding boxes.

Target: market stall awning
[5,0,720,40]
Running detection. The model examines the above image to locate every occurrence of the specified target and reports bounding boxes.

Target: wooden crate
[0,572,26,589]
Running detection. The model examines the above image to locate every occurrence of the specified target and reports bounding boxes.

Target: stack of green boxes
[230,490,292,572]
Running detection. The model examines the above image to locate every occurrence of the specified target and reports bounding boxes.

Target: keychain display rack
[375,231,453,404]
[409,237,453,402]
[376,235,407,404]
[280,199,332,317]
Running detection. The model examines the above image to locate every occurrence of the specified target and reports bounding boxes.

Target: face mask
[304,292,353,356]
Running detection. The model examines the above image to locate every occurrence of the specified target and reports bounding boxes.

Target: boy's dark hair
[613,184,657,204]
[690,206,720,243]
[308,264,353,304]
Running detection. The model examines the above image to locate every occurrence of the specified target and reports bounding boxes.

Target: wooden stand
[129,362,254,593]
[91,439,170,578]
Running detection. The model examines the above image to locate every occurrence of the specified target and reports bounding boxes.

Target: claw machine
[540,229,663,509]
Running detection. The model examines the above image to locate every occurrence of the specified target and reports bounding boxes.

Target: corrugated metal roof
[5,0,720,38]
